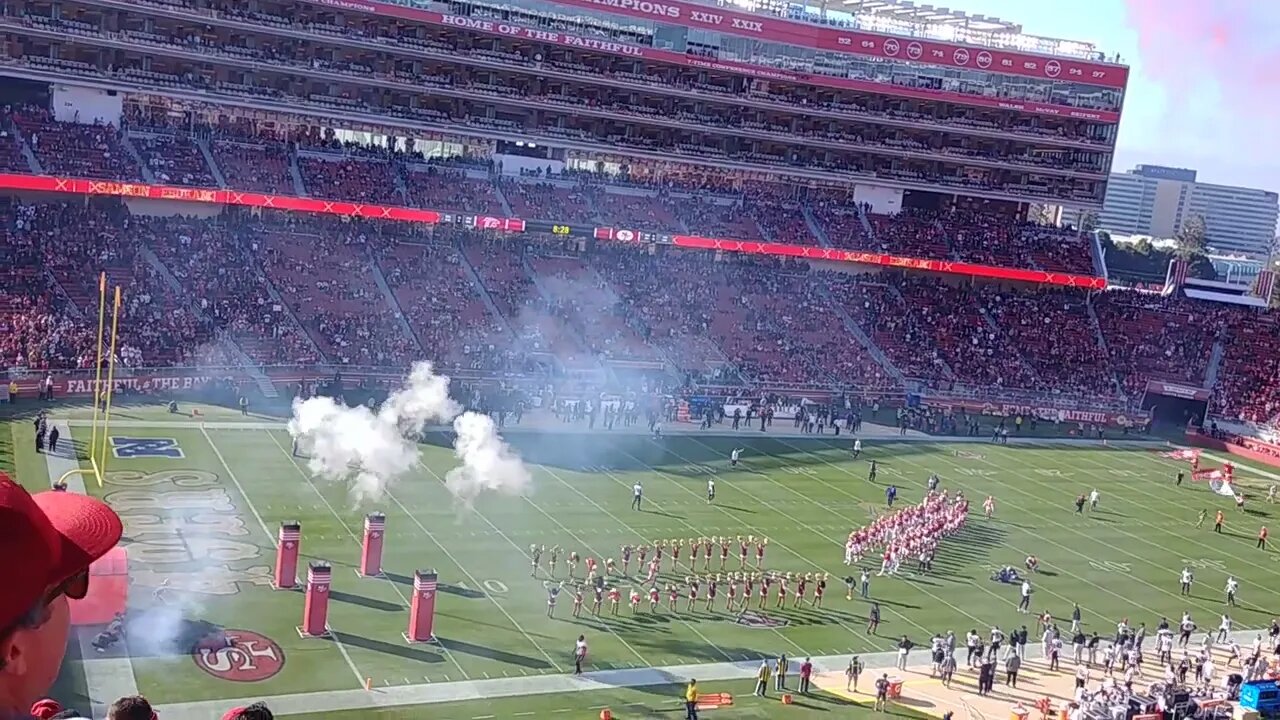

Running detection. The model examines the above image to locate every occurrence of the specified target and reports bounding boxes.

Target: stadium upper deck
[2,0,1127,208]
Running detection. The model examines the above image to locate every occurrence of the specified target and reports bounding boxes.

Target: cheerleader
[691,538,702,569]
[621,544,633,575]
[654,540,665,570]
[572,585,584,618]
[686,576,700,612]
[646,558,659,585]
[591,585,603,616]
[637,544,649,568]
[548,546,561,577]
[706,574,719,612]
[759,574,771,609]
[608,587,621,615]
[530,544,543,577]
[755,538,768,568]
[814,573,827,608]
[585,556,598,577]
[702,537,714,570]
[606,557,618,576]
[568,551,580,578]
[726,573,739,612]
[794,573,809,608]
[544,580,563,618]
[629,588,641,614]
[738,536,750,568]
[776,573,789,608]
[719,538,731,570]
[667,582,680,611]
[745,573,757,607]
[672,539,683,569]
[649,585,660,612]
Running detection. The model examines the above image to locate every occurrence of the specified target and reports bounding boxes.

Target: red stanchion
[273,522,301,590]
[297,562,332,639]
[358,513,386,578]
[403,570,439,644]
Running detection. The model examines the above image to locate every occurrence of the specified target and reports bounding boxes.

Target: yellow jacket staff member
[684,679,698,720]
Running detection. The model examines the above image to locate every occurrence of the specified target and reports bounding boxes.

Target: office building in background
[1098,165,1278,258]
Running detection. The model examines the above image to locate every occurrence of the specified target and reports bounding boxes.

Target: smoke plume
[287,361,530,505]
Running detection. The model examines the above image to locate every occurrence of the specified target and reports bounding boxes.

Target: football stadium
[0,1,1278,719]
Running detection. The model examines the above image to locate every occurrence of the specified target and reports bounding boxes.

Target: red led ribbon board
[301,0,1122,123]
[0,173,1106,290]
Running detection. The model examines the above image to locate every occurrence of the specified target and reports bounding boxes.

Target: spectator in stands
[222,702,274,720]
[0,473,123,717]
[106,697,154,720]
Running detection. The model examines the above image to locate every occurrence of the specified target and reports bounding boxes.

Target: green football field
[4,404,1280,718]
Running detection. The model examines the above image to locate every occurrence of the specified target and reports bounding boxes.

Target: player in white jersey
[707,477,716,503]
[730,448,743,468]
[1089,489,1100,510]
[1180,567,1194,595]
[1225,576,1239,607]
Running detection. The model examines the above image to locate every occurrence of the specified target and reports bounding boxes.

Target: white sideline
[43,421,140,719]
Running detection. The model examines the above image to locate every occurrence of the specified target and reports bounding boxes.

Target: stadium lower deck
[5,405,1279,717]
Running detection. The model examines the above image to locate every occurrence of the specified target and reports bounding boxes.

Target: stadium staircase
[366,256,425,356]
[800,205,835,248]
[118,134,158,184]
[138,246,278,397]
[1204,339,1226,390]
[883,282,959,382]
[1084,296,1123,391]
[520,252,603,372]
[13,127,43,174]
[391,162,410,205]
[976,305,1044,385]
[491,177,516,217]
[246,245,327,364]
[817,282,907,386]
[288,151,308,197]
[852,202,877,239]
[1089,231,1110,283]
[453,237,520,342]
[195,137,229,188]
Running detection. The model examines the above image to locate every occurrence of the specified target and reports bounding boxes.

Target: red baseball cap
[0,472,122,631]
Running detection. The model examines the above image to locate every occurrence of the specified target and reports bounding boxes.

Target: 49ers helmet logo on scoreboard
[976,51,993,68]
[616,230,636,242]
[883,39,900,56]
[953,48,970,65]
[192,629,286,683]
[1044,60,1062,78]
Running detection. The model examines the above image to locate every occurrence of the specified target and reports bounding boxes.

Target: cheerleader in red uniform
[667,582,680,611]
[572,585,584,618]
[719,538,731,571]
[755,538,768,568]
[706,574,719,612]
[649,585,660,612]
[739,536,750,568]
[794,573,809,608]
[813,573,827,608]
[686,576,699,612]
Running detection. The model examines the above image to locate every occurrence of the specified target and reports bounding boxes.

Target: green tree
[1079,210,1100,233]
[1175,215,1208,258]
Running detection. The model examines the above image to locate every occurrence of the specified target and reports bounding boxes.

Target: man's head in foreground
[0,473,123,715]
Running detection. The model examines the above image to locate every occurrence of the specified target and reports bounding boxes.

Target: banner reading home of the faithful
[939,399,1150,428]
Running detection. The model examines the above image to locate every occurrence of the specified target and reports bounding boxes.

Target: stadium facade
[2,0,1128,214]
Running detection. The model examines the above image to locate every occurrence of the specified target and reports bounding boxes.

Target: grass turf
[4,404,1279,715]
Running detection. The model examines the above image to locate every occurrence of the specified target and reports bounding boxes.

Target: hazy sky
[937,0,1279,192]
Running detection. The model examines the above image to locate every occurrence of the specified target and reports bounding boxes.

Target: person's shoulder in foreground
[0,471,123,716]
[222,702,274,720]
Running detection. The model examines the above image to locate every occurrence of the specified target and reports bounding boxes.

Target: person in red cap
[0,472,122,718]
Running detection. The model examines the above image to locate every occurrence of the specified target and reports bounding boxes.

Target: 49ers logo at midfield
[192,629,286,682]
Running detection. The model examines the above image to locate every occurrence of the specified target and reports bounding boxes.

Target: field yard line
[151,625,1264,720]
[662,439,989,631]
[605,444,903,649]
[735,436,1088,623]
[967,445,1270,618]
[1028,442,1280,564]
[515,468,722,666]
[261,430,475,681]
[832,439,1221,622]
[45,421,140,720]
[773,436,1171,622]
[200,425,366,687]
[386,461,565,672]
[580,460,828,656]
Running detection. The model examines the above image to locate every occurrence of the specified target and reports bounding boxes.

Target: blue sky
[941,0,1279,193]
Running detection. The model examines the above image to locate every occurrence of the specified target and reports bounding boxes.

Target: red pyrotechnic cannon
[273,521,301,590]
[297,562,332,639]
[358,513,386,578]
[403,570,439,644]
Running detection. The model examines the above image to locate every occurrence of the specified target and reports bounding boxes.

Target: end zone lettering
[62,375,216,395]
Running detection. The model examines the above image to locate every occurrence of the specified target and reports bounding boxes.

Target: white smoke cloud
[287,361,530,505]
